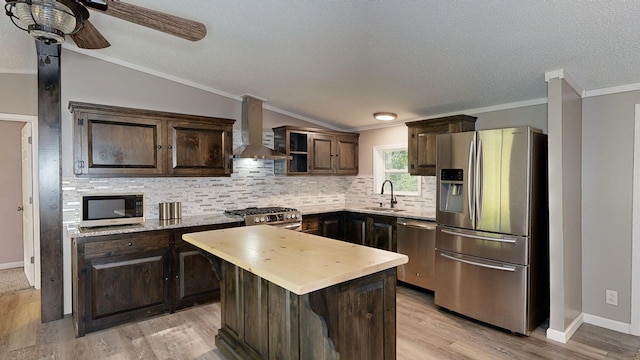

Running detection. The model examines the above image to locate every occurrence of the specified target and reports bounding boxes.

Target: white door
[21,123,35,286]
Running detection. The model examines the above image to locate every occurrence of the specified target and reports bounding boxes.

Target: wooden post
[36,41,63,322]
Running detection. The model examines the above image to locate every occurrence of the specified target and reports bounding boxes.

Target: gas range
[225,207,302,229]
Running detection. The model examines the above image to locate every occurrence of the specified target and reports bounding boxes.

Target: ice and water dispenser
[439,169,464,213]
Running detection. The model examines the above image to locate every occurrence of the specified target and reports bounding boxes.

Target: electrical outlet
[606,289,618,306]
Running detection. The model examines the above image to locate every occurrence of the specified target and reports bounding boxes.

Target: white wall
[474,103,548,133]
[582,89,640,324]
[0,73,37,116]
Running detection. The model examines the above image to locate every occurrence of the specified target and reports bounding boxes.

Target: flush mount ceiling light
[373,112,398,121]
[4,0,90,45]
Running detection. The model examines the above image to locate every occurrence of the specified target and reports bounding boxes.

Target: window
[373,144,420,196]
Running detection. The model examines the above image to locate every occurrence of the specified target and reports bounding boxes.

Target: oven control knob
[260,217,266,222]
[286,214,291,219]
[292,214,298,219]
[254,218,260,223]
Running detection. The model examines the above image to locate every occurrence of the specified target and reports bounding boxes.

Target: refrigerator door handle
[475,139,483,223]
[440,252,516,272]
[441,229,517,244]
[468,140,475,223]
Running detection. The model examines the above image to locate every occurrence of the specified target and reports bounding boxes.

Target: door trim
[0,113,40,289]
[631,104,640,335]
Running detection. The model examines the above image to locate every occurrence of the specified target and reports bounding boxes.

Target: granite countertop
[298,204,436,222]
[67,213,244,238]
[67,206,435,238]
[183,225,408,294]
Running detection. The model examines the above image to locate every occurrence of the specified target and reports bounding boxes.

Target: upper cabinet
[405,115,476,176]
[273,126,359,176]
[70,102,235,177]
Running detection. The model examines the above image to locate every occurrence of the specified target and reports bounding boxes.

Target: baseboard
[546,313,583,343]
[0,261,24,270]
[583,313,632,334]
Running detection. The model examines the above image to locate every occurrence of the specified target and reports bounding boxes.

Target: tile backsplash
[63,172,436,225]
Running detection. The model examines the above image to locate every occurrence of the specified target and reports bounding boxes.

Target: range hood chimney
[233,95,290,160]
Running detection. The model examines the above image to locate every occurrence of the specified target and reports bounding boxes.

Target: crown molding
[585,82,640,98]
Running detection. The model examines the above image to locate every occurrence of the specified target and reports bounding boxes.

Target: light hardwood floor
[1,286,639,359]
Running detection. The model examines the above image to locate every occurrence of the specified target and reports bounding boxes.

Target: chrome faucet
[380,180,398,208]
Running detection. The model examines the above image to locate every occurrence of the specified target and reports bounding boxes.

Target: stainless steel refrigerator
[434,126,548,335]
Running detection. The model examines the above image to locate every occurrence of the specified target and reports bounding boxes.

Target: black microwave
[81,194,145,227]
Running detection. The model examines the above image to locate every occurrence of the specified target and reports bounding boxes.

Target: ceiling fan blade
[78,0,108,11]
[100,0,207,42]
[69,20,111,49]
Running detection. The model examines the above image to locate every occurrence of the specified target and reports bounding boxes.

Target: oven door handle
[279,223,302,230]
[439,252,516,272]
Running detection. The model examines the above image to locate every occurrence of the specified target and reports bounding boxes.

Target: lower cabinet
[343,213,397,251]
[173,231,221,310]
[302,212,344,240]
[73,231,171,337]
[72,222,240,337]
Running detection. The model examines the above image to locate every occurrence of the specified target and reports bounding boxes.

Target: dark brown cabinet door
[75,113,165,176]
[335,135,358,175]
[167,120,232,176]
[310,133,335,174]
[174,242,220,309]
[78,231,171,335]
[406,115,476,176]
[369,218,396,252]
[408,127,445,176]
[343,214,366,245]
[321,214,342,240]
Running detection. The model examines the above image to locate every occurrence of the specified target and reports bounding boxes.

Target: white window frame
[373,144,421,196]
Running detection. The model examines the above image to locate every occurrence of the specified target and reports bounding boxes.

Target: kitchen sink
[361,207,406,212]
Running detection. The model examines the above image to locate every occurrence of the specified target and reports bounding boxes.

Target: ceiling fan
[4,0,207,49]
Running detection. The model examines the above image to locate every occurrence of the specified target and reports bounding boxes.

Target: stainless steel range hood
[233,95,290,160]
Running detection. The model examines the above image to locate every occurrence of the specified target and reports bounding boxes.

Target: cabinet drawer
[84,232,170,259]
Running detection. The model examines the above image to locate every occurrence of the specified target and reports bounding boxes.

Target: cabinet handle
[168,145,173,150]
[164,277,169,281]
[175,275,179,279]
[157,145,162,149]
[127,242,133,247]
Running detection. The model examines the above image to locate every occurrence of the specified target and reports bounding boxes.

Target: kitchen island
[183,225,408,360]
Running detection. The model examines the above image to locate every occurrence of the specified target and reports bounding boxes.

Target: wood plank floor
[1,286,639,359]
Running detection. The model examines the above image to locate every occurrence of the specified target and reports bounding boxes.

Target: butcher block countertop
[182,225,408,295]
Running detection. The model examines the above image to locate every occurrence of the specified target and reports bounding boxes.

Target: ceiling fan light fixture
[5,0,89,44]
[373,112,397,121]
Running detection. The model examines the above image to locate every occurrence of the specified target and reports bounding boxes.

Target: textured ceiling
[2,1,640,130]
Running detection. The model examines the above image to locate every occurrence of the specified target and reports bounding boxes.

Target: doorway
[0,113,39,290]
